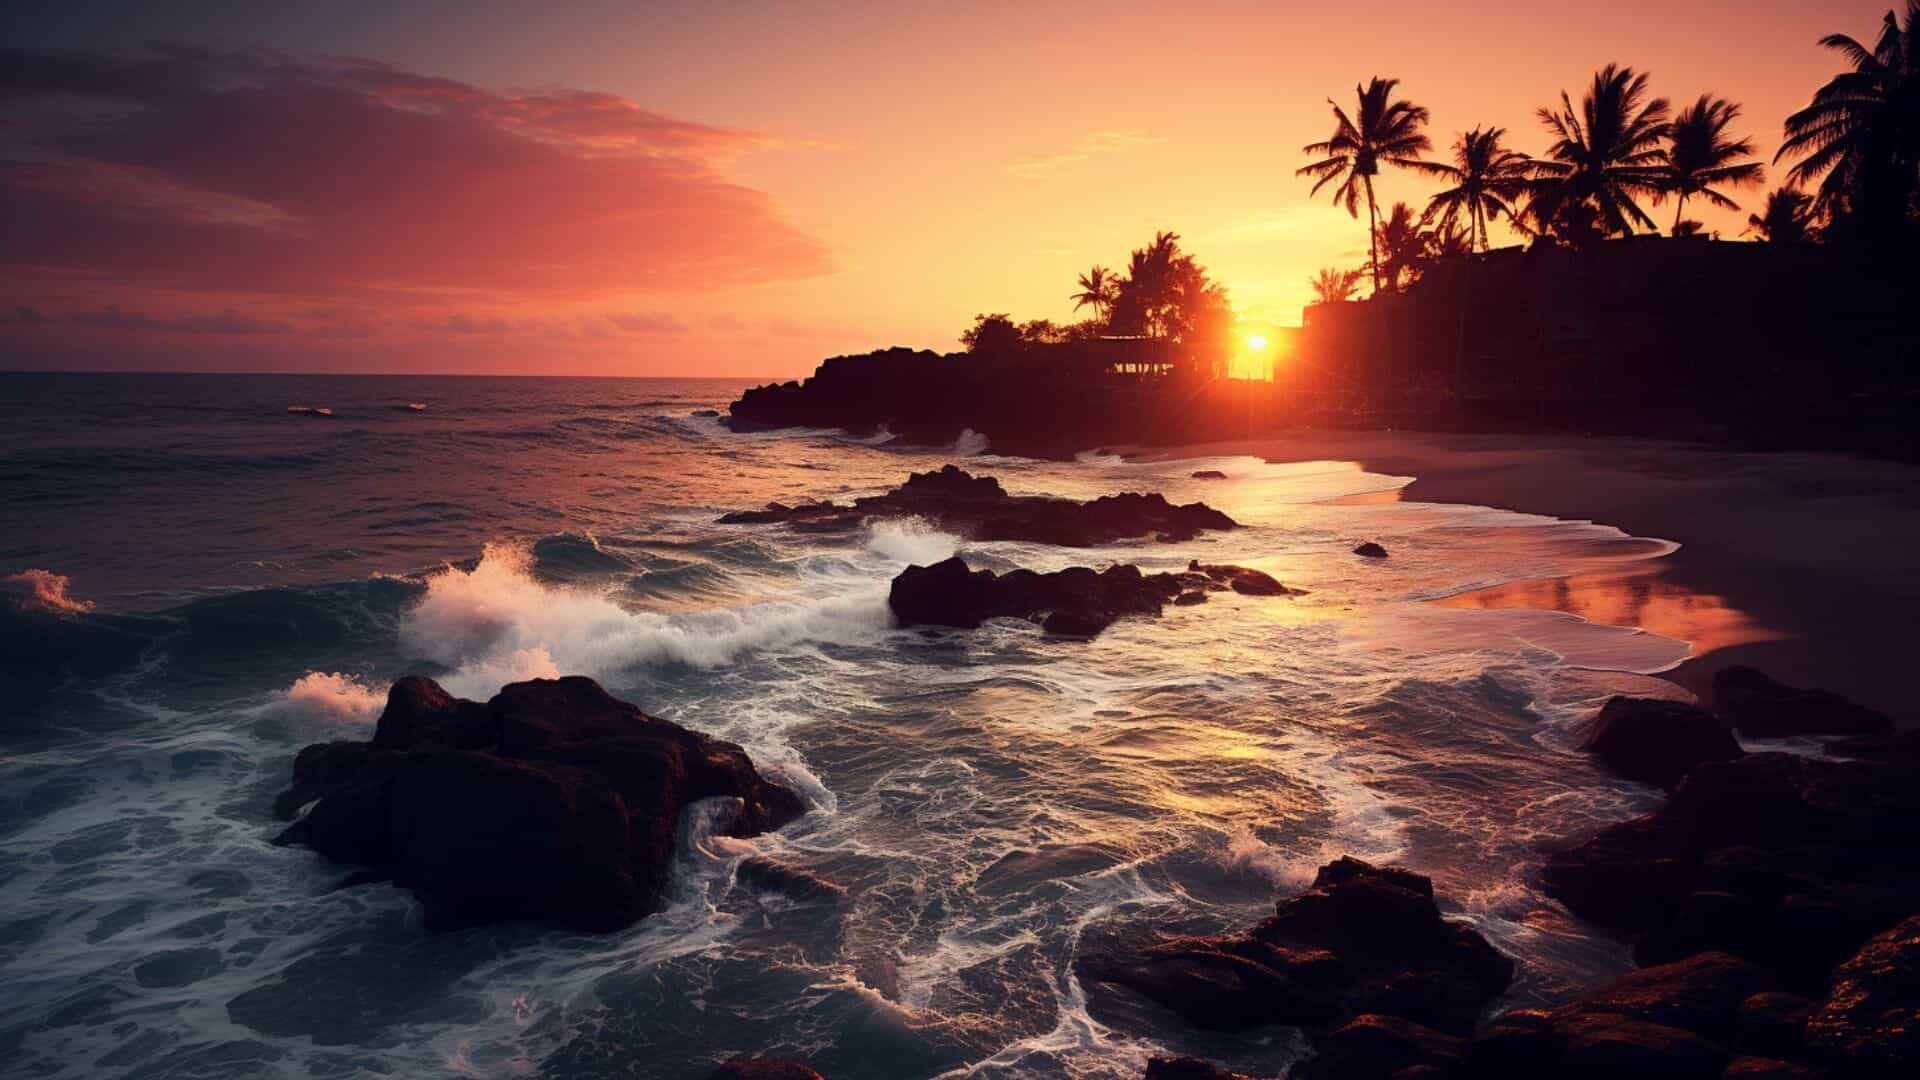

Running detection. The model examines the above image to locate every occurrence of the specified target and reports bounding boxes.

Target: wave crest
[3,569,95,616]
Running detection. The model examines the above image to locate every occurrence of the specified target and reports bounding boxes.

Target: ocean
[1,373,1704,1078]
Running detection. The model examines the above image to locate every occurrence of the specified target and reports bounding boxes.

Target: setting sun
[1247,334,1268,351]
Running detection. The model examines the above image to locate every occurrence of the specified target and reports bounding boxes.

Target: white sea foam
[399,543,894,697]
[953,428,989,456]
[863,519,959,565]
[273,670,385,724]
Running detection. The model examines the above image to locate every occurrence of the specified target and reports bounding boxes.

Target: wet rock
[1300,1014,1467,1079]
[720,464,1238,546]
[1187,560,1304,597]
[1711,666,1890,738]
[888,557,1296,639]
[1735,992,1814,1060]
[1802,915,1920,1076]
[1721,1057,1815,1079]
[1191,470,1230,480]
[1581,697,1744,787]
[271,676,806,932]
[1142,1058,1264,1080]
[733,857,846,902]
[1540,752,1920,984]
[1076,857,1512,1036]
[690,409,721,417]
[707,1060,826,1080]
[1353,542,1388,559]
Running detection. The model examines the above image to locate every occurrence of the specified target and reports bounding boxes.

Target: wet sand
[1151,431,1920,726]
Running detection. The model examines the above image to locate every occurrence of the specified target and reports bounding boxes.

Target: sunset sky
[0,1,1890,376]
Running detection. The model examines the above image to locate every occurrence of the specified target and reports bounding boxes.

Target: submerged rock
[1712,666,1891,738]
[720,464,1238,546]
[1143,1059,1264,1080]
[271,676,806,932]
[1580,696,1744,787]
[1352,542,1388,559]
[1191,470,1230,480]
[1077,857,1513,1037]
[887,556,1299,638]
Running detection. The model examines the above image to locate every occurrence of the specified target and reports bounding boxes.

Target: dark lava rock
[1191,470,1230,480]
[1352,542,1388,559]
[733,857,846,902]
[1465,954,1771,1079]
[707,1060,826,1080]
[1802,914,1920,1076]
[1721,1057,1815,1079]
[720,464,1238,546]
[1076,857,1513,1036]
[1737,992,1814,1060]
[271,676,806,932]
[1299,1014,1467,1079]
[1143,1059,1264,1080]
[1580,697,1743,787]
[887,556,1297,638]
[1540,751,1920,987]
[1712,666,1891,738]
[690,409,721,417]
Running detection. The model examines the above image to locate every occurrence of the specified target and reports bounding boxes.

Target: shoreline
[1143,430,1920,726]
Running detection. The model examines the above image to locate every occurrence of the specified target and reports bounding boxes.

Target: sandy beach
[1156,431,1920,726]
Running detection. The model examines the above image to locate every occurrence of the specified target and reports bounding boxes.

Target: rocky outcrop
[1077,858,1513,1038]
[1540,752,1920,989]
[1352,542,1388,559]
[1580,697,1744,787]
[1191,470,1230,480]
[720,465,1238,546]
[1802,915,1920,1076]
[271,676,806,932]
[1711,666,1891,738]
[887,556,1301,638]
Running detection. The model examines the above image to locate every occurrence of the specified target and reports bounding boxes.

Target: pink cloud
[0,45,832,307]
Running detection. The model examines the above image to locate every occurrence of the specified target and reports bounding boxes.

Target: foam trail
[400,544,894,696]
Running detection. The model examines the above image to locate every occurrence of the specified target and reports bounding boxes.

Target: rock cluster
[272,676,806,931]
[720,464,1238,546]
[887,556,1301,637]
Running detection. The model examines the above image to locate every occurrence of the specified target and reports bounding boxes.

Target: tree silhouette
[1373,202,1430,291]
[1309,267,1365,304]
[1528,64,1672,240]
[1071,266,1120,323]
[1660,94,1765,234]
[1745,187,1818,243]
[1777,2,1920,231]
[1298,78,1434,294]
[1422,126,1531,252]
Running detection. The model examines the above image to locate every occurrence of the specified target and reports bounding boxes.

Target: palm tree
[1745,188,1817,243]
[1298,78,1434,293]
[1528,64,1672,239]
[1071,266,1120,322]
[1309,267,1365,304]
[1373,202,1430,291]
[1421,126,1531,251]
[1660,95,1765,234]
[1777,2,1920,229]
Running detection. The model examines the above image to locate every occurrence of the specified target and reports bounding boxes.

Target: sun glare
[1247,334,1268,351]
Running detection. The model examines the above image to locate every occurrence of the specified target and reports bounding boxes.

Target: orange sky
[0,1,1892,376]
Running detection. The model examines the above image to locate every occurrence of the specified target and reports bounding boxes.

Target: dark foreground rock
[272,676,806,931]
[1802,915,1920,1076]
[719,464,1238,546]
[1077,857,1513,1038]
[888,556,1302,637]
[707,1060,825,1080]
[1580,697,1744,787]
[1540,752,1920,989]
[1712,666,1892,738]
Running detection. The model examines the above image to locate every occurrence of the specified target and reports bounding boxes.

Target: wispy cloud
[71,306,292,334]
[1008,129,1163,179]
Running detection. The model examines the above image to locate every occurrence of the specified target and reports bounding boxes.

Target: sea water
[0,373,1707,1078]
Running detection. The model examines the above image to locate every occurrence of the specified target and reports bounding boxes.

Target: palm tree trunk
[1363,174,1381,295]
[1672,194,1686,235]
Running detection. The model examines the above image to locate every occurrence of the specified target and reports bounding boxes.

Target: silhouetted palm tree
[1298,78,1434,293]
[1660,95,1765,233]
[1373,202,1430,291]
[1528,64,1672,239]
[1071,266,1120,322]
[1777,2,1920,229]
[1745,188,1818,243]
[1309,267,1365,304]
[1421,127,1531,251]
